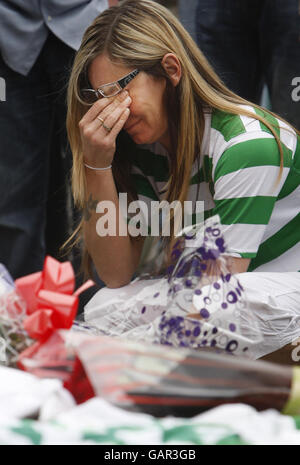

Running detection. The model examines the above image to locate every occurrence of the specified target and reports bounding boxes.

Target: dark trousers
[0,32,75,279]
[196,0,300,129]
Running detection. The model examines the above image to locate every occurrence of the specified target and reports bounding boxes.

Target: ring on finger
[102,123,112,133]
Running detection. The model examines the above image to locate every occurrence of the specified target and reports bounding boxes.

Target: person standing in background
[178,0,198,41]
[194,0,300,129]
[0,0,114,279]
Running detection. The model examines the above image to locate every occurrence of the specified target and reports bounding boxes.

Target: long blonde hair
[66,0,299,273]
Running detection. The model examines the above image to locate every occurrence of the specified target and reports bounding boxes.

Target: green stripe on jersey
[132,148,169,182]
[214,196,276,225]
[239,252,257,259]
[249,213,300,271]
[132,173,159,201]
[190,155,212,184]
[278,138,300,200]
[214,138,292,182]
[190,155,215,197]
[211,109,246,142]
[253,106,281,138]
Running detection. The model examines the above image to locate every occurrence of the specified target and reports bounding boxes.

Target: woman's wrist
[84,162,112,171]
[83,154,114,173]
[84,164,113,178]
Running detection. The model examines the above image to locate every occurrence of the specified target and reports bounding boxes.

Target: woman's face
[88,54,170,149]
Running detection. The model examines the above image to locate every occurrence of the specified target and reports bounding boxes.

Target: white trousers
[84,272,300,360]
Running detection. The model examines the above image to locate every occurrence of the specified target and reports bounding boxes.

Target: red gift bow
[15,255,95,341]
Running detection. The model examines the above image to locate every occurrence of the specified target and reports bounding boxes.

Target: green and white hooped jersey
[130,105,300,272]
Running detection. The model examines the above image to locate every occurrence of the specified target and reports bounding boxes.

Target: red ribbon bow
[15,256,94,341]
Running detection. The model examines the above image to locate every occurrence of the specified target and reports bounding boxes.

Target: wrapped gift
[11,256,95,403]
[15,255,94,341]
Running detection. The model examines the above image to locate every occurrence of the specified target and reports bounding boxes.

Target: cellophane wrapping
[84,215,262,358]
[63,330,289,418]
[0,264,32,366]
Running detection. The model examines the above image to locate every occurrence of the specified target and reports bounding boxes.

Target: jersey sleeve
[212,135,291,258]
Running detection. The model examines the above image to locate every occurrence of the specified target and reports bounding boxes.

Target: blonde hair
[66,0,299,274]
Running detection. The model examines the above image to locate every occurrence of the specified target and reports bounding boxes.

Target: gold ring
[102,123,112,133]
[96,116,104,124]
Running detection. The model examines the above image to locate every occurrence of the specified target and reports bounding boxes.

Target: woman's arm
[79,91,144,287]
[83,168,145,288]
[226,256,250,274]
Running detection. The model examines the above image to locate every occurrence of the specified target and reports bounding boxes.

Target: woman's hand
[79,90,131,168]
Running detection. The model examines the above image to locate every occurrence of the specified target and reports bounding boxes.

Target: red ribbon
[15,256,94,341]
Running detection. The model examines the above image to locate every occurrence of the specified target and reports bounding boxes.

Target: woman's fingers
[80,90,128,126]
[100,93,131,123]
[79,90,131,166]
[109,107,131,138]
[85,93,131,135]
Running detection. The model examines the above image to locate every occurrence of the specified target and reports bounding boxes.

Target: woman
[67,0,300,359]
